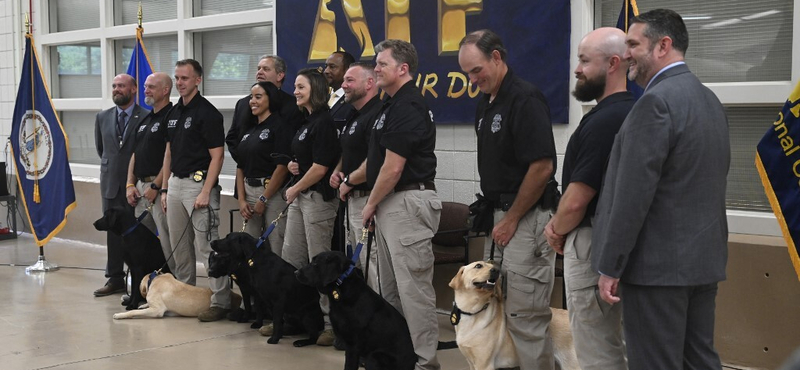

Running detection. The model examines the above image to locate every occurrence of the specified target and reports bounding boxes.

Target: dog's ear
[449,266,465,290]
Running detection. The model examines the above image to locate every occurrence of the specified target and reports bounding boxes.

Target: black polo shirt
[562,91,634,219]
[133,102,172,179]
[225,88,302,162]
[367,81,437,187]
[236,114,293,178]
[291,109,340,190]
[340,95,381,191]
[165,93,225,177]
[475,69,555,201]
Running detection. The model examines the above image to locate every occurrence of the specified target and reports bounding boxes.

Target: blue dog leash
[121,210,150,237]
[246,202,292,268]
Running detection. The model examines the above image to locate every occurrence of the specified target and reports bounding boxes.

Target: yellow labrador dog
[113,273,240,319]
[449,261,579,370]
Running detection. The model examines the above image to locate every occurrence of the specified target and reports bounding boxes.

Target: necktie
[328,91,339,108]
[118,111,128,143]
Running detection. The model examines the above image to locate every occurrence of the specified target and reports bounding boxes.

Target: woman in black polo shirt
[282,68,340,346]
[235,81,292,255]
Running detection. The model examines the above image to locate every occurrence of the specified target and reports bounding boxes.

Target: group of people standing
[93,8,730,370]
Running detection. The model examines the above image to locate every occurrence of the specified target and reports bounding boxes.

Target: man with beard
[593,10,729,369]
[93,73,150,297]
[544,28,633,370]
[329,62,382,290]
[458,30,558,370]
[125,72,175,273]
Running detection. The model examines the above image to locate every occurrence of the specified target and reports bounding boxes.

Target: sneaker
[259,323,273,336]
[93,279,126,297]
[198,306,230,322]
[316,329,335,346]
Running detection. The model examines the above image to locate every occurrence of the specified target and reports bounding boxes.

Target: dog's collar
[146,270,160,290]
[122,210,149,237]
[450,301,490,326]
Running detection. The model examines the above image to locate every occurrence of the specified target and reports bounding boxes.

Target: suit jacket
[591,64,730,286]
[95,104,150,200]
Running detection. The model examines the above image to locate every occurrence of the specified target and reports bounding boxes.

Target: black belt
[138,176,156,183]
[245,177,271,188]
[394,181,436,193]
[176,170,207,182]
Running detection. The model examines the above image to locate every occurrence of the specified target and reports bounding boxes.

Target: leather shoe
[94,280,125,297]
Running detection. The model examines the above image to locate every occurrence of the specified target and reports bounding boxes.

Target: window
[196,26,273,96]
[49,0,99,32]
[62,111,102,165]
[726,106,775,212]
[596,0,793,83]
[113,0,177,25]
[50,43,102,98]
[193,0,273,17]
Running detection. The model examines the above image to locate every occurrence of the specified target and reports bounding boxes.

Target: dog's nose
[490,268,498,274]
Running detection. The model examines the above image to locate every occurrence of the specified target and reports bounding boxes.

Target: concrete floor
[0,235,469,370]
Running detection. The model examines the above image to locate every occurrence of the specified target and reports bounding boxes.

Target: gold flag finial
[24,13,30,34]
[137,2,143,27]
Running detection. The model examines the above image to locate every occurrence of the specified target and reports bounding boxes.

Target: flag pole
[23,12,59,273]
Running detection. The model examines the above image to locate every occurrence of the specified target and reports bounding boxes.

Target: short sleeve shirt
[340,95,381,191]
[475,69,556,201]
[291,109,341,188]
[366,81,437,187]
[165,94,225,177]
[562,91,634,218]
[236,114,293,178]
[133,102,172,178]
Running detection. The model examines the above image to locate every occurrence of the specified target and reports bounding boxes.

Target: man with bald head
[125,72,175,272]
[94,73,151,297]
[544,27,633,370]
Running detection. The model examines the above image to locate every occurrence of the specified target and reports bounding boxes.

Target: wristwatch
[343,175,354,187]
[258,194,267,203]
[150,183,161,191]
[158,189,168,194]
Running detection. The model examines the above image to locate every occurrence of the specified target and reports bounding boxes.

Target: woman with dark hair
[281,68,340,346]
[235,81,292,255]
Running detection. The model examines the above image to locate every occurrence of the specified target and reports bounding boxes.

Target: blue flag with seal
[126,26,154,111]
[10,34,77,246]
[756,81,800,281]
[616,0,644,100]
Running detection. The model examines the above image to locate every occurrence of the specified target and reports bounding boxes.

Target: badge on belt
[192,170,204,182]
[263,178,270,189]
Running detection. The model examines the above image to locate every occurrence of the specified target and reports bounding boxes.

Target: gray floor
[0,235,469,370]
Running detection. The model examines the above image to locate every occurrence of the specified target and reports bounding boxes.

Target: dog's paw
[250,321,263,329]
[112,313,122,320]
[267,337,280,345]
[293,339,314,347]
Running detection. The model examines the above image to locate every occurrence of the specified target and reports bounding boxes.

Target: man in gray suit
[94,73,150,297]
[592,9,730,370]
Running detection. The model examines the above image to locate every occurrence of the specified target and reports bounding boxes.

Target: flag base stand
[26,255,59,273]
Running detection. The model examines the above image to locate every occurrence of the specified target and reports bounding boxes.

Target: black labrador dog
[296,251,416,370]
[93,207,170,310]
[208,239,268,329]
[210,232,323,347]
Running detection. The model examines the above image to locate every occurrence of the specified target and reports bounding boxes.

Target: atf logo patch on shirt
[138,125,147,133]
[259,128,270,140]
[478,118,483,131]
[151,122,160,132]
[374,113,385,130]
[349,121,358,135]
[241,133,250,142]
[299,128,308,141]
[491,114,502,133]
[168,119,178,128]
